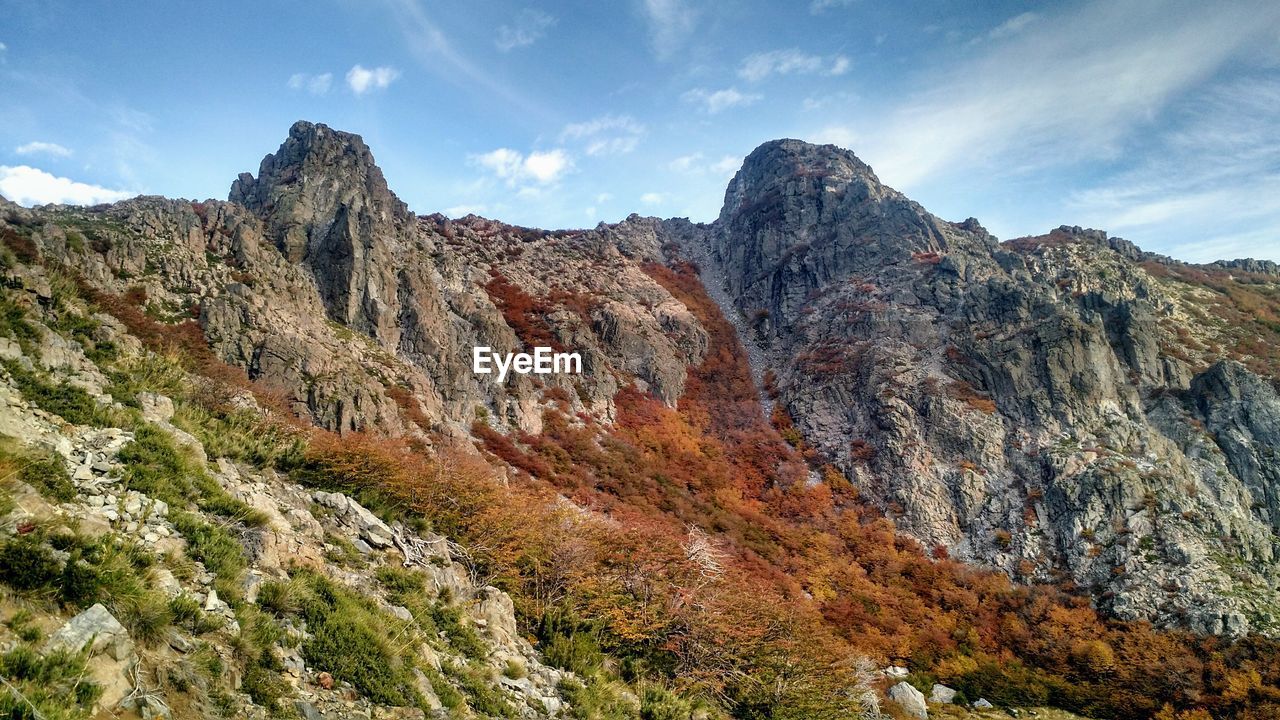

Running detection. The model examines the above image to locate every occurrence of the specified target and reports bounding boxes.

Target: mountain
[692,138,1280,636]
[2,122,1279,720]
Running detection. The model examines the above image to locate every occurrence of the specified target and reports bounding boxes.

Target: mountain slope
[691,138,1280,637]
[3,123,1280,719]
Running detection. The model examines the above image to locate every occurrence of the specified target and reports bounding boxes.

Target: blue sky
[2,0,1279,263]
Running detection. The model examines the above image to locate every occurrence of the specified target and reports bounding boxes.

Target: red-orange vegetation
[484,271,567,352]
[463,258,1280,718]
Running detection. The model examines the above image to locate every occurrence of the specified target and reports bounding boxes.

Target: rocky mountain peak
[226,121,414,342]
[711,138,969,332]
[229,120,409,263]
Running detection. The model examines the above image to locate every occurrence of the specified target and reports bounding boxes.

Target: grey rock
[929,684,957,704]
[45,603,132,660]
[974,698,994,709]
[888,681,928,719]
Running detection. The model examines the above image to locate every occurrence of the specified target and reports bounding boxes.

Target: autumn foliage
[230,259,1280,718]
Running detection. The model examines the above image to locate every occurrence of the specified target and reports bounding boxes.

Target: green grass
[261,568,427,708]
[1,358,109,426]
[118,424,266,524]
[170,511,247,579]
[172,402,303,470]
[0,644,103,720]
[445,661,518,718]
[9,446,77,502]
[0,296,40,353]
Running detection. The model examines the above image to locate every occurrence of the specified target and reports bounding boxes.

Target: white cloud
[863,2,1280,191]
[813,125,859,149]
[669,153,740,176]
[444,204,486,217]
[682,87,762,114]
[669,153,703,173]
[346,65,400,95]
[1065,74,1280,262]
[496,9,555,51]
[288,72,333,95]
[710,155,740,175]
[15,142,72,158]
[523,150,570,183]
[641,0,696,59]
[739,49,850,82]
[560,115,645,155]
[595,192,613,204]
[987,12,1039,40]
[640,192,666,205]
[809,0,854,13]
[472,147,571,186]
[0,165,134,207]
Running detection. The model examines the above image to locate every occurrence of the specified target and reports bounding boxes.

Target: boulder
[45,603,132,660]
[929,684,957,704]
[888,681,928,719]
[974,698,994,709]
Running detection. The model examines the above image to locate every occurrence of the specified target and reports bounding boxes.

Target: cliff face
[689,138,1280,636]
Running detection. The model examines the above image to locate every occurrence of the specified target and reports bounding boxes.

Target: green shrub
[170,511,246,579]
[2,359,104,426]
[538,610,605,677]
[431,601,488,660]
[0,534,62,591]
[119,426,265,524]
[172,402,303,470]
[0,297,39,351]
[0,643,103,719]
[168,593,203,627]
[256,579,302,617]
[288,569,421,707]
[17,450,76,502]
[375,565,426,599]
[116,592,173,647]
[58,556,103,606]
[558,676,637,720]
[446,662,517,718]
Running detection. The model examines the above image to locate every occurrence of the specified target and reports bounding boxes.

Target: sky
[1,0,1279,264]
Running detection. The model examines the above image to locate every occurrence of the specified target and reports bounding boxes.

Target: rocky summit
[2,122,1279,720]
[685,138,1280,637]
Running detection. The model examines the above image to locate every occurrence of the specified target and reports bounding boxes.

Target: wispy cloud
[809,0,854,13]
[496,9,555,52]
[812,125,859,149]
[472,147,572,186]
[0,165,133,206]
[640,192,666,205]
[985,12,1039,41]
[444,204,487,217]
[669,152,739,176]
[15,141,72,158]
[346,65,399,95]
[739,49,849,82]
[383,0,553,124]
[1066,74,1280,262]
[863,1,1280,190]
[288,72,333,96]
[560,115,645,155]
[682,87,761,114]
[641,0,696,59]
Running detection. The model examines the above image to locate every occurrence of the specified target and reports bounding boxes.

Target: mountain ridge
[3,121,1280,719]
